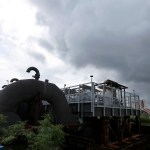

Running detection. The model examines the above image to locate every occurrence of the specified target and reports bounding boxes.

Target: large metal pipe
[0,79,77,124]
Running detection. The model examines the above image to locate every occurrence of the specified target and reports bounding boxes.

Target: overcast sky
[0,0,150,105]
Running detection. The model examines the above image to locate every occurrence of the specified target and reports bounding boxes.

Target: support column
[33,92,41,125]
[103,85,105,116]
[113,116,122,143]
[135,115,141,134]
[100,117,109,147]
[123,116,131,140]
[91,82,95,116]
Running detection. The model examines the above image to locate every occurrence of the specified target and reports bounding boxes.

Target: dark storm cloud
[30,0,150,100]
[28,51,46,63]
[68,28,150,83]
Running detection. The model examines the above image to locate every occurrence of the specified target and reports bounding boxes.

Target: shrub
[0,114,6,124]
[0,114,7,142]
[30,114,65,150]
[140,117,150,124]
[1,121,34,147]
[0,114,64,150]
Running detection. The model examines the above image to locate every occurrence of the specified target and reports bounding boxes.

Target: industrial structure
[62,79,140,118]
[0,67,142,149]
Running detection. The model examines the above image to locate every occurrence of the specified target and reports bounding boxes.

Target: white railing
[66,93,139,108]
[62,82,140,114]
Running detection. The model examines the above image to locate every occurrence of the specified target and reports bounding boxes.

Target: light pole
[90,75,94,116]
[133,90,135,100]
[90,75,93,83]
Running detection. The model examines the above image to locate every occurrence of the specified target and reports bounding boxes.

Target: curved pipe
[26,67,40,80]
[10,78,19,83]
[2,85,7,89]
[0,79,76,125]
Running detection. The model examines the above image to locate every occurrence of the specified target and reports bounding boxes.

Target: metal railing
[62,82,140,116]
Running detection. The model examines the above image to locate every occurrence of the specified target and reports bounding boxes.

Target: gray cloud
[28,51,46,63]
[26,36,54,52]
[30,0,150,101]
[38,39,54,51]
[35,12,49,26]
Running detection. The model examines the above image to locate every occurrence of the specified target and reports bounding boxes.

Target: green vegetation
[131,115,150,125]
[0,114,6,142]
[0,114,65,150]
[31,114,64,150]
[0,114,6,124]
[1,121,33,147]
[140,117,150,124]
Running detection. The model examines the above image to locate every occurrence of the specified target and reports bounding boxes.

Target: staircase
[143,108,150,115]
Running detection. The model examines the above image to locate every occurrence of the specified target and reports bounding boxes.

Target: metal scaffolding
[62,80,140,118]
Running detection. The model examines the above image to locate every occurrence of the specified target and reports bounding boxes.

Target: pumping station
[0,67,145,149]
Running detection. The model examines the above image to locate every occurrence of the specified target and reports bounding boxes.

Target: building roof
[103,79,128,89]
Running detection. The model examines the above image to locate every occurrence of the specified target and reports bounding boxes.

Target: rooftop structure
[62,79,140,118]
